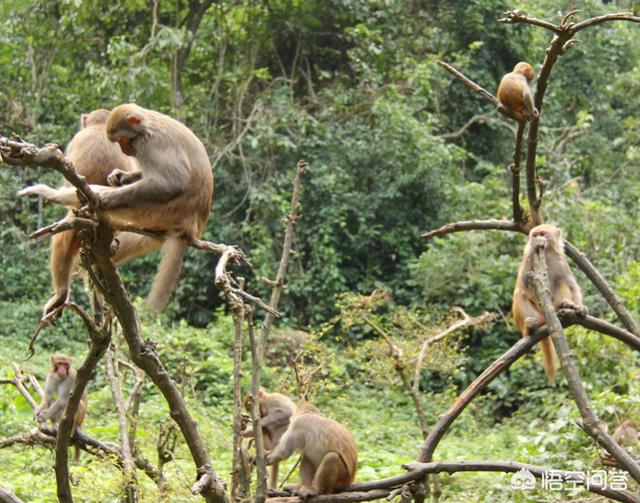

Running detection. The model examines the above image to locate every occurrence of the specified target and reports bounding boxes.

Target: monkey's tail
[540,336,557,381]
[146,237,187,312]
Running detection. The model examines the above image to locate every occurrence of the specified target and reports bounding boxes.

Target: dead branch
[0,365,40,408]
[105,346,138,500]
[413,309,495,394]
[267,490,391,503]
[0,486,24,503]
[436,61,513,120]
[564,241,640,337]
[421,219,523,239]
[50,294,112,502]
[246,159,306,502]
[530,238,640,483]
[511,122,526,223]
[231,279,250,501]
[1,134,227,503]
[498,9,561,32]
[436,114,497,140]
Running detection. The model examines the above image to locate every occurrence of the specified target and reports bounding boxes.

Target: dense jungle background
[1,0,640,501]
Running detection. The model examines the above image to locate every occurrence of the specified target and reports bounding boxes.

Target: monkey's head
[294,402,321,417]
[80,108,110,129]
[244,389,267,414]
[106,104,147,157]
[50,353,71,378]
[513,62,536,82]
[529,224,563,252]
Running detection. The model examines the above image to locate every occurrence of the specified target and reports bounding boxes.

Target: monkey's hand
[33,404,43,419]
[108,169,142,187]
[532,236,547,249]
[241,426,254,438]
[34,407,48,423]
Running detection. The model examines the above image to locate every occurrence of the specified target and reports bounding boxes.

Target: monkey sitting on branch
[512,224,587,380]
[242,389,297,490]
[19,103,214,312]
[265,402,357,498]
[34,353,88,460]
[497,62,539,122]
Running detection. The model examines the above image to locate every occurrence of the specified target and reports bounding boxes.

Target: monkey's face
[107,113,144,157]
[54,361,70,378]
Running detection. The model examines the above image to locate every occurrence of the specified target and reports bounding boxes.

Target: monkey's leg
[513,291,544,337]
[303,452,344,497]
[269,462,279,490]
[111,232,163,263]
[47,228,82,315]
[285,456,314,494]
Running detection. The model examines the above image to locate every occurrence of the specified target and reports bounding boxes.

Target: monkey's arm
[260,409,290,429]
[34,374,57,418]
[19,163,189,209]
[521,81,538,119]
[97,166,189,208]
[266,425,303,464]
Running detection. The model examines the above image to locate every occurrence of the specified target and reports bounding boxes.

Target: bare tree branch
[530,238,640,483]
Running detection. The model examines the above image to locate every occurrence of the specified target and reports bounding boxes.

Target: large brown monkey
[512,224,587,380]
[266,402,357,498]
[497,62,539,121]
[20,103,214,311]
[44,108,146,315]
[242,389,297,490]
[34,354,88,460]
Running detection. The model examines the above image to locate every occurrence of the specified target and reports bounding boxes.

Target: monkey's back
[132,106,214,237]
[296,414,357,483]
[497,73,528,120]
[66,125,134,185]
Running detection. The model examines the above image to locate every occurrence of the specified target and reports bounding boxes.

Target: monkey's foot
[296,485,318,499]
[284,484,301,494]
[558,300,588,317]
[43,291,68,320]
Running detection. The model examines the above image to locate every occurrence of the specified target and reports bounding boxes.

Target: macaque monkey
[512,224,587,380]
[613,420,639,448]
[242,389,297,490]
[497,62,539,121]
[34,354,88,460]
[20,103,214,311]
[266,402,357,498]
[44,108,146,316]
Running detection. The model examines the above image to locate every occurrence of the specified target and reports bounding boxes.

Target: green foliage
[2,0,640,500]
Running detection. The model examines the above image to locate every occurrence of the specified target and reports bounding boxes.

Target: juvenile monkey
[20,103,214,311]
[512,224,587,380]
[497,62,539,121]
[613,420,639,448]
[34,354,88,460]
[242,389,297,490]
[266,402,357,498]
[44,108,145,316]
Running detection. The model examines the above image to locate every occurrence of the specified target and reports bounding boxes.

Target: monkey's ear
[258,389,266,398]
[80,114,89,128]
[126,114,143,127]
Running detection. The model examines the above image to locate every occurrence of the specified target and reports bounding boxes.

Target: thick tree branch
[564,240,640,337]
[530,238,640,483]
